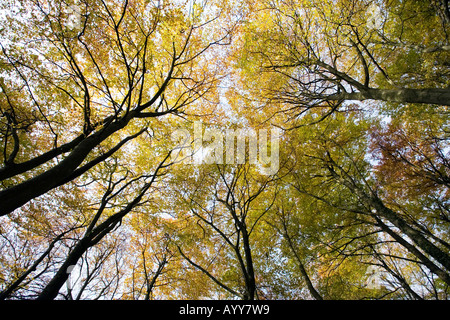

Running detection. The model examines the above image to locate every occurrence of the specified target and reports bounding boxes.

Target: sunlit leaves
[0,0,449,300]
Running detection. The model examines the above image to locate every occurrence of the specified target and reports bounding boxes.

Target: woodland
[0,0,449,300]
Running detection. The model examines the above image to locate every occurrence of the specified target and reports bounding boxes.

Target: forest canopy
[0,0,449,300]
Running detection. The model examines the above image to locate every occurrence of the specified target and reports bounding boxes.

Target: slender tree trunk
[241,225,256,300]
[36,154,168,300]
[144,258,167,301]
[374,216,450,286]
[0,134,86,181]
[372,248,424,300]
[328,164,450,283]
[0,233,66,300]
[177,246,242,298]
[283,229,323,300]
[332,167,450,273]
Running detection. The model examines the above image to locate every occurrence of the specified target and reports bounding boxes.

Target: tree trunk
[144,258,167,301]
[241,225,256,300]
[371,197,450,273]
[0,116,131,216]
[327,159,450,285]
[37,238,90,300]
[283,231,323,300]
[330,88,450,106]
[374,216,450,286]
[36,155,168,300]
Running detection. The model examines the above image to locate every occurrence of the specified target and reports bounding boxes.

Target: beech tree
[0,0,231,216]
[280,110,449,297]
[167,163,280,300]
[1,0,448,300]
[0,0,235,299]
[234,0,450,128]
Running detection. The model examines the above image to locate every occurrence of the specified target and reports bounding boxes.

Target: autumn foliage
[0,0,449,300]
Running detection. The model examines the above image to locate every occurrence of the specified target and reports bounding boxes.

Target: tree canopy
[0,0,449,300]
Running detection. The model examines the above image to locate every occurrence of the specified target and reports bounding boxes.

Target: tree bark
[0,114,133,216]
[282,227,323,300]
[329,88,450,106]
[240,225,257,300]
[36,153,169,300]
[36,238,91,300]
[326,161,450,282]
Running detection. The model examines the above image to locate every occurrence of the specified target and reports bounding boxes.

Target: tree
[280,110,450,295]
[0,0,232,216]
[234,0,450,129]
[1,0,449,301]
[270,204,323,300]
[123,215,173,300]
[0,0,236,300]
[37,150,171,300]
[0,226,80,300]
[169,163,280,300]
